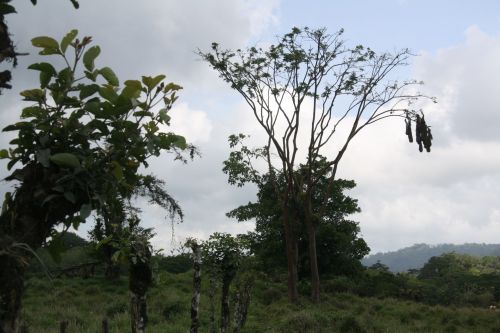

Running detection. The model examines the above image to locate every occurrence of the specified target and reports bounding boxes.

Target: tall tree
[0,30,190,332]
[200,27,434,302]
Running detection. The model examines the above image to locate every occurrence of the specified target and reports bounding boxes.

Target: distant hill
[362,243,500,273]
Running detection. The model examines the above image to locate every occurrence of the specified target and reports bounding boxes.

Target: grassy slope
[21,271,500,333]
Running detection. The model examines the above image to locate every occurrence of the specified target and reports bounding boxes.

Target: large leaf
[82,46,100,71]
[50,153,81,168]
[0,3,17,15]
[79,84,100,99]
[142,75,165,90]
[99,86,118,104]
[99,67,119,86]
[121,80,142,99]
[60,29,78,53]
[31,36,59,49]
[79,203,92,220]
[0,149,9,159]
[28,62,56,76]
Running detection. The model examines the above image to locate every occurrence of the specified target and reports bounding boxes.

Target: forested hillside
[363,243,500,272]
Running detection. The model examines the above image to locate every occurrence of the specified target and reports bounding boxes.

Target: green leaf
[99,86,118,103]
[36,149,51,167]
[20,89,44,102]
[63,191,76,203]
[88,119,109,135]
[40,71,52,88]
[142,74,165,90]
[0,149,9,159]
[28,62,56,76]
[60,29,78,53]
[173,135,187,150]
[84,99,100,114]
[163,82,183,93]
[20,106,43,119]
[83,46,100,71]
[99,67,119,86]
[57,67,73,87]
[38,47,60,56]
[111,161,123,180]
[79,203,92,220]
[158,109,171,124]
[49,153,81,168]
[84,70,99,82]
[121,80,142,99]
[0,4,17,15]
[31,36,59,49]
[79,84,100,99]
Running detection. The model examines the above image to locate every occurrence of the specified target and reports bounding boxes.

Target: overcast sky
[1,0,500,254]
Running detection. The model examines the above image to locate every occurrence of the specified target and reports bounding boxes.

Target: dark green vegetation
[363,243,500,273]
[18,233,500,332]
[20,255,500,333]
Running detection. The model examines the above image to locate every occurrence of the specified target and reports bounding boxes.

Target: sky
[1,0,500,255]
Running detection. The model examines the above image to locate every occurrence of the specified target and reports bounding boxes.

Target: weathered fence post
[187,239,202,333]
[102,318,109,333]
[59,320,68,333]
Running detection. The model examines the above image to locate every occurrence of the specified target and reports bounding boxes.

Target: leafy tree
[202,233,248,333]
[200,26,434,302]
[0,30,190,332]
[228,156,369,278]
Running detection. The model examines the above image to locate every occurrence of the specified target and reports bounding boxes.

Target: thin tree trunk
[208,274,217,333]
[233,279,252,333]
[220,275,231,333]
[282,206,299,302]
[0,254,25,333]
[130,292,147,333]
[305,213,320,302]
[129,243,152,333]
[189,242,202,333]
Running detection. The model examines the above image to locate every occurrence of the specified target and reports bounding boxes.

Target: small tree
[202,233,247,333]
[200,27,434,302]
[0,30,190,332]
[227,156,369,279]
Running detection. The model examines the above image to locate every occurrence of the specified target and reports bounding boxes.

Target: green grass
[20,272,500,332]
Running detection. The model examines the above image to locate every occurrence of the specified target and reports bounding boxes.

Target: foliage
[1,29,190,258]
[18,272,500,333]
[201,26,435,301]
[228,156,369,278]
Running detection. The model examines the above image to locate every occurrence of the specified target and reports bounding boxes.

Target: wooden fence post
[102,318,109,333]
[59,320,68,333]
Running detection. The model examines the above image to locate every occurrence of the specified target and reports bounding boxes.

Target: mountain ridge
[362,243,500,272]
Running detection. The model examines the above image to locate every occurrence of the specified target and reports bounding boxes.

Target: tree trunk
[130,292,147,333]
[0,254,25,333]
[305,213,320,302]
[282,207,299,302]
[208,274,217,333]
[220,275,231,333]
[129,243,152,333]
[233,278,252,333]
[189,243,202,333]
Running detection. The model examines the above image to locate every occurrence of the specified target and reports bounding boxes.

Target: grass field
[19,270,500,333]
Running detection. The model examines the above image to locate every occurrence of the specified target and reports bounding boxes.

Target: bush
[339,316,366,333]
